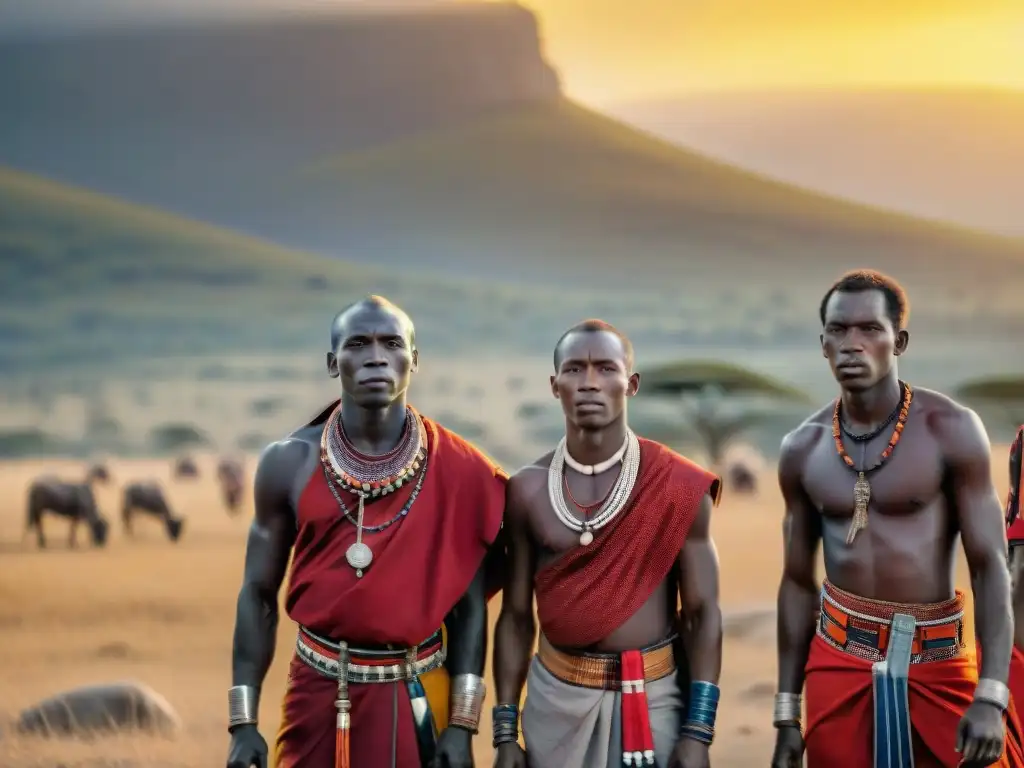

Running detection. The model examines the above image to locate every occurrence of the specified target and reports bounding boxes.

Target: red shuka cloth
[284,404,506,645]
[1012,647,1024,726]
[534,439,720,649]
[276,404,506,767]
[807,635,1024,767]
[1007,426,1024,544]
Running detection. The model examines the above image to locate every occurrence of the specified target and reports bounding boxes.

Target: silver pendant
[579,530,594,546]
[346,542,373,577]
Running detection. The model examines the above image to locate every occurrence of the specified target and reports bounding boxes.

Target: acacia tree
[633,359,811,467]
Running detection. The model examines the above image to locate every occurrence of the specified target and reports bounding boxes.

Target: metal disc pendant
[579,529,594,546]
[346,542,373,577]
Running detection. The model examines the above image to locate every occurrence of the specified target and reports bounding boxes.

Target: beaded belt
[296,626,446,683]
[537,634,677,690]
[817,580,965,664]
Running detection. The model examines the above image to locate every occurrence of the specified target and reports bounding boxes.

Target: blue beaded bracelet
[686,681,721,729]
[492,704,520,747]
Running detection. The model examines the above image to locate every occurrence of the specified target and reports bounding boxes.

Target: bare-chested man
[225,296,506,768]
[492,319,723,768]
[771,270,1024,768]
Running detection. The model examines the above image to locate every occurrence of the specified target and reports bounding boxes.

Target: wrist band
[228,685,259,729]
[492,703,520,748]
[680,681,719,745]
[449,674,486,733]
[773,692,802,728]
[975,678,1010,711]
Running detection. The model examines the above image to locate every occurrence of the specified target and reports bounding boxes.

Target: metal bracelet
[975,678,1010,711]
[449,674,487,732]
[228,685,259,729]
[772,692,802,727]
[492,703,520,747]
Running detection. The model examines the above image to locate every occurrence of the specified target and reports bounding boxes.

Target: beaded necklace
[320,404,427,576]
[547,430,640,546]
[831,381,913,544]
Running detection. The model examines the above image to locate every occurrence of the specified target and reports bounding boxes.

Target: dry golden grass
[0,450,1010,766]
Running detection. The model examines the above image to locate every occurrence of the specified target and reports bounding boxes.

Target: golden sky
[506,0,1024,102]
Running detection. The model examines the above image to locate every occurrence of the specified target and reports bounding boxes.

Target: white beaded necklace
[562,434,629,475]
[547,430,641,546]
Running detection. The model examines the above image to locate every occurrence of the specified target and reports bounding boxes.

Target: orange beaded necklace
[832,381,913,544]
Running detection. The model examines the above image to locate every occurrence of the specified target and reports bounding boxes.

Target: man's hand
[667,736,710,768]
[226,724,269,768]
[956,700,1006,767]
[493,741,527,768]
[431,725,474,768]
[769,725,805,768]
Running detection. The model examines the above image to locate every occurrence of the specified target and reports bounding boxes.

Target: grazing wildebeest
[216,456,245,514]
[173,455,199,479]
[25,468,111,549]
[121,481,185,542]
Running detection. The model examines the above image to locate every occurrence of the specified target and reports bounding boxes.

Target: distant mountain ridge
[607,87,1024,238]
[0,2,560,227]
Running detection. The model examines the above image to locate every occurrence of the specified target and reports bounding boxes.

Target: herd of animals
[23,456,246,549]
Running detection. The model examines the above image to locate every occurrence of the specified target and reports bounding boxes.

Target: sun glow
[506,1,1024,101]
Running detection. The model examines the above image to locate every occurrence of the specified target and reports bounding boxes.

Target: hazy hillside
[0,2,560,225]
[277,101,1024,295]
[607,88,1024,237]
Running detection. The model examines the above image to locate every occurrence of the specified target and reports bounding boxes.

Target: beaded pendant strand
[832,381,913,545]
[320,405,427,576]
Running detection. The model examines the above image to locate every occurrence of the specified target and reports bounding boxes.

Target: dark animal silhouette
[728,462,758,494]
[216,457,245,515]
[121,481,185,542]
[25,468,110,548]
[173,455,199,479]
[86,463,111,483]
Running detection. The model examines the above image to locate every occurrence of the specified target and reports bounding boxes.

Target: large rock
[17,681,181,738]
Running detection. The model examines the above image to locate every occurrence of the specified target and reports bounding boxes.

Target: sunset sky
[508,0,1024,102]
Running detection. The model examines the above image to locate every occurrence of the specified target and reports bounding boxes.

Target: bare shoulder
[779,403,832,473]
[255,425,320,491]
[914,387,990,459]
[506,451,554,515]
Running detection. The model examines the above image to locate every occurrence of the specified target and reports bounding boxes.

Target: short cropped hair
[330,295,416,350]
[553,319,635,371]
[819,269,909,330]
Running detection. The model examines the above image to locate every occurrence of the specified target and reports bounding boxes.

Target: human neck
[564,417,628,467]
[339,394,409,455]
[841,375,902,429]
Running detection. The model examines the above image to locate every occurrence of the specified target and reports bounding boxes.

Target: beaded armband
[449,674,486,733]
[492,703,520,748]
[679,681,719,746]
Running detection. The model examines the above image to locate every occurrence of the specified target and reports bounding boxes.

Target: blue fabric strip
[406,677,438,767]
[872,613,916,768]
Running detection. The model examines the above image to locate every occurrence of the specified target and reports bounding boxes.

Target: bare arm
[492,475,538,706]
[775,429,823,696]
[230,440,301,713]
[941,407,1013,685]
[444,561,489,678]
[678,493,722,683]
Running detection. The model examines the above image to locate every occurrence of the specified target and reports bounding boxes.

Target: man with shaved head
[225,295,507,768]
[492,319,724,768]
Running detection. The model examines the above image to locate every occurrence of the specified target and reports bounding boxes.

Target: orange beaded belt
[296,626,446,683]
[536,634,677,690]
[817,580,965,664]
